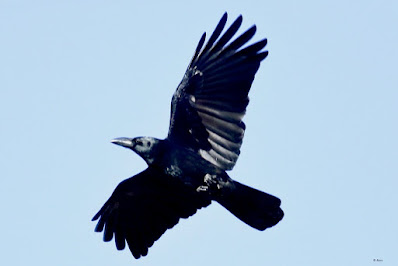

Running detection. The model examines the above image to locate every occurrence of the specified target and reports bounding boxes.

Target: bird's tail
[214,179,284,231]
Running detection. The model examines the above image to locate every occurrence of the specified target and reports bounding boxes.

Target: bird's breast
[159,144,222,187]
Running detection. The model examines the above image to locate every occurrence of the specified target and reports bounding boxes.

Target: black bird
[92,13,283,259]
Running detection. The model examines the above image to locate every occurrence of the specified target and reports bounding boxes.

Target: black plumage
[92,13,283,259]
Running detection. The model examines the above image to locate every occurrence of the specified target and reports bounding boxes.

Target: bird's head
[111,136,161,165]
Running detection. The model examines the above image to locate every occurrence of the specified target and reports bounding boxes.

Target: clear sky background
[1,1,397,265]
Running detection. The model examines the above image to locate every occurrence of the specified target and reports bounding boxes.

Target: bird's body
[92,13,283,259]
[123,137,222,186]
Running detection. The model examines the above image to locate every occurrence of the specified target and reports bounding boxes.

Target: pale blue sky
[1,1,397,265]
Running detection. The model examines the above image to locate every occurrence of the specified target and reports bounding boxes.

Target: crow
[92,12,283,259]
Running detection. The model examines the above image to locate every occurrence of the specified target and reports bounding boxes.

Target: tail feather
[215,180,283,231]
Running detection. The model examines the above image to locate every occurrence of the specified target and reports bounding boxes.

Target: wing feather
[168,13,268,170]
[92,167,211,259]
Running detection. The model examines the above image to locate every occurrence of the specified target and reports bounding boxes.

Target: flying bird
[92,12,283,259]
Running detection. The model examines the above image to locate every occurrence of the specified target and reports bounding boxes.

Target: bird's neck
[140,139,167,166]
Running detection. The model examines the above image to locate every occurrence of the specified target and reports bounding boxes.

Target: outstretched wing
[92,167,211,259]
[167,12,268,171]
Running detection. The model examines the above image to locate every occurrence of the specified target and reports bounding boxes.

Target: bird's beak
[111,137,135,149]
